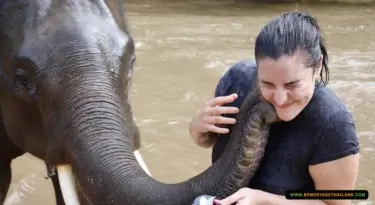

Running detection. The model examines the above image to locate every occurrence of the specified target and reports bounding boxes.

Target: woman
[189,12,360,205]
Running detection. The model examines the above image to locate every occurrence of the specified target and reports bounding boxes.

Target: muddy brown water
[4,1,375,204]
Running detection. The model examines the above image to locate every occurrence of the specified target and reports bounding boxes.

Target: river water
[4,1,375,204]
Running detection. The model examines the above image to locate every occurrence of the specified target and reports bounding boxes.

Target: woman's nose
[273,89,288,106]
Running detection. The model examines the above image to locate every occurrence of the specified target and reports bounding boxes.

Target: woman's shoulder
[303,83,354,127]
[224,60,257,79]
[302,84,359,165]
[214,60,257,107]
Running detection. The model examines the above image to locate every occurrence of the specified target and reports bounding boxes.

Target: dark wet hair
[254,11,329,85]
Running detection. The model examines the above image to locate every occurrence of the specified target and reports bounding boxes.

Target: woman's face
[257,53,321,121]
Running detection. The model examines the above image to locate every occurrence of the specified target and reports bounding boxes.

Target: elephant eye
[12,69,36,94]
[10,57,39,99]
[13,72,29,88]
[14,75,27,87]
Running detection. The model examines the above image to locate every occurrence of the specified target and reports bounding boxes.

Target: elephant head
[0,0,278,204]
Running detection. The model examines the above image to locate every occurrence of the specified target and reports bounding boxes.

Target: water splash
[4,173,39,205]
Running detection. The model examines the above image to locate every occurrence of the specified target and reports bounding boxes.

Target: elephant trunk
[57,72,277,205]
[57,74,138,203]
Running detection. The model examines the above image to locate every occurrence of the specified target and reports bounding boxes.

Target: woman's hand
[189,93,239,147]
[217,188,261,205]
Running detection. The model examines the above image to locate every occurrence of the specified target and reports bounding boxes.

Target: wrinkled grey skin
[0,0,278,205]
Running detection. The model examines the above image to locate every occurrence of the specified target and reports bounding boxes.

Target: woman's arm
[219,154,359,205]
[257,154,359,205]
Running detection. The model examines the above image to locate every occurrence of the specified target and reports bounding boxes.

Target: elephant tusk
[55,153,149,205]
[57,164,81,205]
[134,150,152,176]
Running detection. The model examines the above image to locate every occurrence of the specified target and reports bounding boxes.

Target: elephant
[0,0,278,205]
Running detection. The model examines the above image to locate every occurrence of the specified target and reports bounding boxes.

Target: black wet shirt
[211,60,360,195]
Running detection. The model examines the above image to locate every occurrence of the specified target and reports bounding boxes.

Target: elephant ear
[105,0,131,35]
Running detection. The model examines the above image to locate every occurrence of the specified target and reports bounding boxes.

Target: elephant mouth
[56,150,151,205]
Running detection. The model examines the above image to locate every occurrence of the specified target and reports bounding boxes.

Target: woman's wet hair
[254,11,329,85]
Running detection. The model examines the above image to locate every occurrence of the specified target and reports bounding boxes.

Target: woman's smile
[275,101,295,109]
